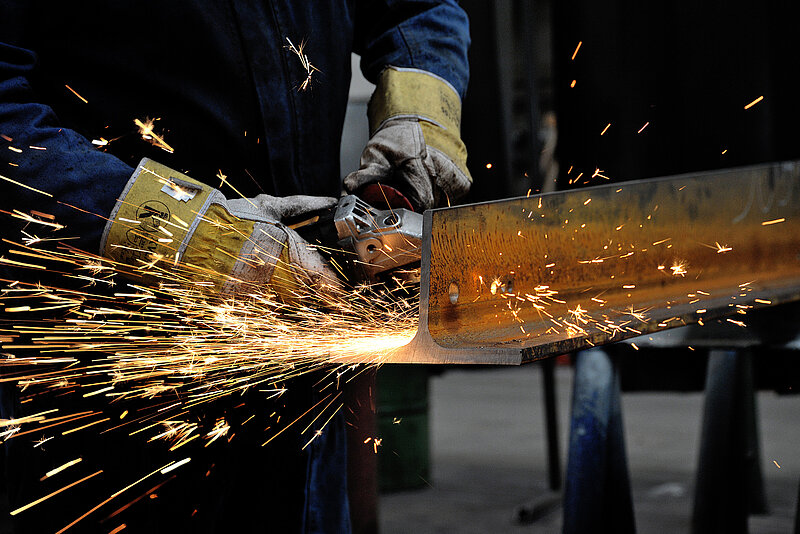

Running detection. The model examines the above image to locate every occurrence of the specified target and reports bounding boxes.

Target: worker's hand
[100,159,342,298]
[344,67,472,211]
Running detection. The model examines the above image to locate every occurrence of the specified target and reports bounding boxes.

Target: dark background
[460,0,800,201]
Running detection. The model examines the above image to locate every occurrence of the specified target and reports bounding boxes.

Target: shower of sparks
[0,177,418,529]
[0,255,416,398]
[285,37,321,92]
[0,218,417,442]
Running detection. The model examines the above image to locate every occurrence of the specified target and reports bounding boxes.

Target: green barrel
[376,365,430,492]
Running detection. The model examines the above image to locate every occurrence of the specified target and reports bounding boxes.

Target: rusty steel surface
[383,161,800,364]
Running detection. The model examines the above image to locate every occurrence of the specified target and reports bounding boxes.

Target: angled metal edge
[379,210,523,365]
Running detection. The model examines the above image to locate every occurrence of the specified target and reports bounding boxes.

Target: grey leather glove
[344,67,472,211]
[225,194,341,296]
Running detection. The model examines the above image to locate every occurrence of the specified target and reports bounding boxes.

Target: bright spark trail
[0,166,418,527]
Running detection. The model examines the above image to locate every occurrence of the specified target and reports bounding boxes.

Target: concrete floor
[379,365,800,534]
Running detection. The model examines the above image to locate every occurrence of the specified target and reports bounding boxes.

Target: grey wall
[339,54,375,181]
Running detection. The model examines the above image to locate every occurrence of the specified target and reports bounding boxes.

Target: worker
[0,1,470,532]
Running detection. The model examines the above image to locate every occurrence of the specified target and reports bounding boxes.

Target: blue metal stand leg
[543,357,562,491]
[795,476,800,534]
[563,348,636,534]
[692,349,767,534]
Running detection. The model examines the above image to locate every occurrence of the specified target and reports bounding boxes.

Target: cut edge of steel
[380,209,523,365]
[381,160,800,365]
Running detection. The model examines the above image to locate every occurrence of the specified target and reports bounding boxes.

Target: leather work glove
[344,66,472,211]
[100,158,341,297]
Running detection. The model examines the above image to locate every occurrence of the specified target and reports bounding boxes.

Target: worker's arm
[348,0,471,211]
[1,42,337,295]
[0,42,134,252]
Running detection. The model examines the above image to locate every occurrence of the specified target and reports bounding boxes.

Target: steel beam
[383,161,800,364]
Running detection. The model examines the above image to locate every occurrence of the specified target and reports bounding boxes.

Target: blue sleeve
[0,42,134,254]
[354,0,471,99]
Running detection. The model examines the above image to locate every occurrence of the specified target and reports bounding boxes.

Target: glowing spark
[637,122,650,134]
[43,458,83,480]
[0,425,20,440]
[670,261,688,277]
[62,418,111,435]
[64,84,89,104]
[754,299,771,305]
[600,123,611,135]
[83,386,114,397]
[10,470,103,516]
[56,462,174,533]
[568,305,590,325]
[134,118,174,153]
[773,460,781,468]
[33,436,54,448]
[160,457,191,474]
[570,79,576,88]
[204,418,230,447]
[0,174,53,197]
[285,37,320,91]
[761,218,785,226]
[743,95,764,110]
[625,306,649,323]
[571,41,583,60]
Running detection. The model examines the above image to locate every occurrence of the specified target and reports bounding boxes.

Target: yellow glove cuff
[368,66,461,135]
[101,159,213,268]
[101,158,254,286]
[368,67,471,180]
